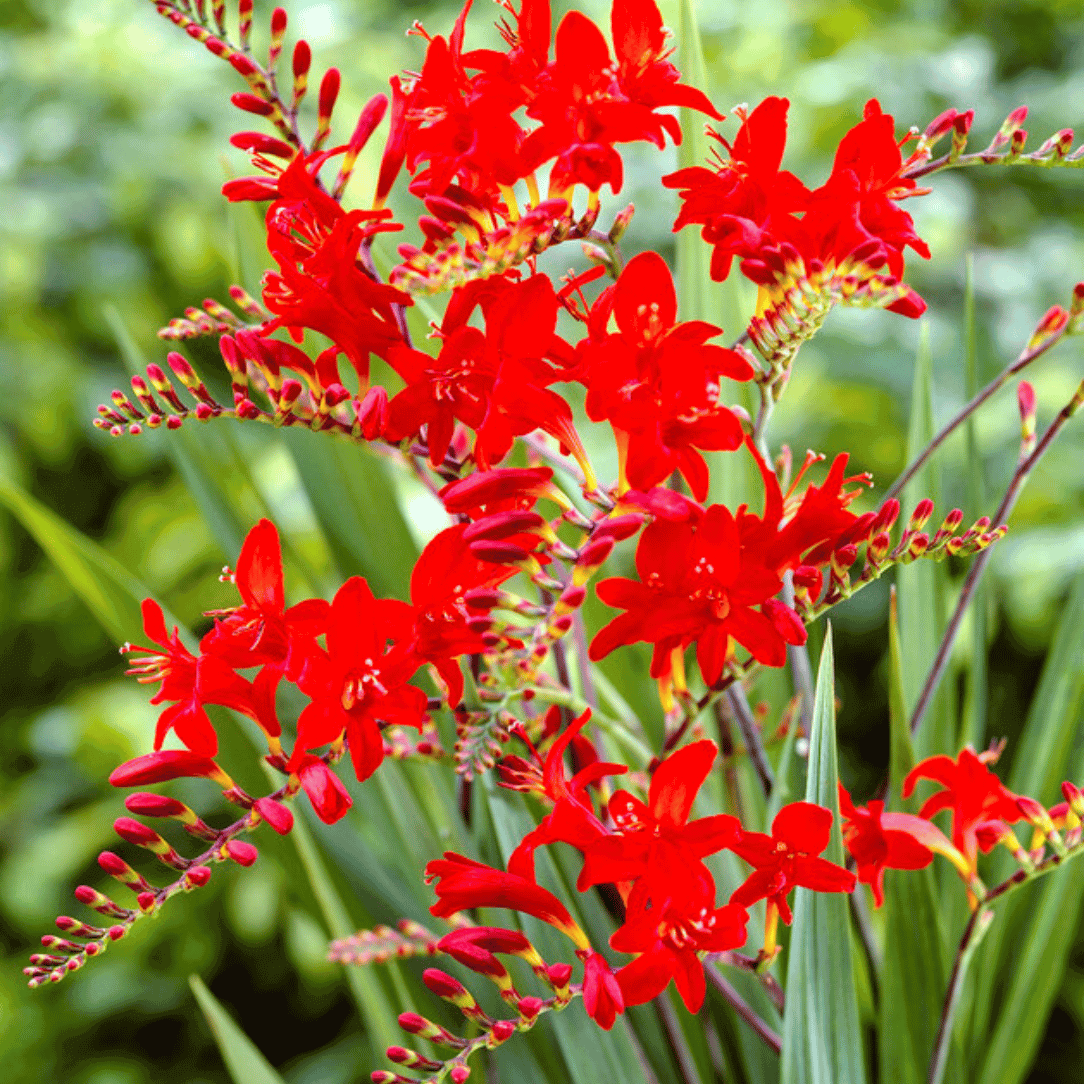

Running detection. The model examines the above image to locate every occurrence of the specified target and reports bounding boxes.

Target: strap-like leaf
[898,327,952,760]
[879,591,960,1084]
[781,627,867,1084]
[189,974,286,1084]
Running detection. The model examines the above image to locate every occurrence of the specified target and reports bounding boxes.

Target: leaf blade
[189,974,286,1084]
[780,627,867,1084]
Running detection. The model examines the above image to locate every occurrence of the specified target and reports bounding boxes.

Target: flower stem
[703,962,782,1055]
[882,318,1073,507]
[910,379,1084,738]
[927,906,994,1084]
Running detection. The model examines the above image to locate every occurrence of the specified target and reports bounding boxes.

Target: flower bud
[489,1020,516,1044]
[357,385,389,440]
[463,510,546,543]
[109,750,233,789]
[253,797,294,835]
[223,840,258,867]
[1018,380,1037,456]
[1062,781,1084,819]
[907,499,935,533]
[184,866,213,889]
[123,793,188,819]
[450,1067,471,1084]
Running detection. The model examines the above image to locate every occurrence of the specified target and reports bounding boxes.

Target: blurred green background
[2,0,1084,1081]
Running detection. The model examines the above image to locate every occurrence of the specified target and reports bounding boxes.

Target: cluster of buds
[328,920,442,967]
[373,927,575,1084]
[794,497,1006,620]
[903,103,1083,181]
[25,746,323,987]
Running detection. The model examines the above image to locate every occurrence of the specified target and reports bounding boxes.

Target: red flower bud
[224,840,258,866]
[253,797,294,835]
[591,514,644,542]
[230,93,275,116]
[124,794,187,819]
[113,818,163,847]
[463,511,545,543]
[185,866,213,889]
[109,751,232,788]
[357,385,389,440]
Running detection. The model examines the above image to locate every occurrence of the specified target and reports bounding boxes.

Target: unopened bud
[908,499,935,532]
[488,1020,516,1044]
[867,530,892,566]
[546,962,573,990]
[1018,380,1037,454]
[223,839,258,866]
[184,866,213,889]
[463,510,546,544]
[608,203,635,243]
[1029,305,1069,350]
[450,1066,471,1083]
[906,532,930,560]
[517,995,544,1020]
[357,385,389,440]
[1062,781,1084,818]
[124,793,188,819]
[253,797,294,835]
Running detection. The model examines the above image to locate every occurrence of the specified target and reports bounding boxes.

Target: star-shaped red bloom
[201,519,331,740]
[124,600,261,757]
[903,746,1024,872]
[577,740,739,899]
[730,801,855,956]
[838,784,967,906]
[575,251,756,500]
[293,577,426,783]
[612,882,748,1013]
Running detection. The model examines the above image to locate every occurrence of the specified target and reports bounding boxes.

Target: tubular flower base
[25,3,1084,1084]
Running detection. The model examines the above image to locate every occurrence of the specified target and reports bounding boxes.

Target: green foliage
[781,629,867,1084]
[190,974,287,1084]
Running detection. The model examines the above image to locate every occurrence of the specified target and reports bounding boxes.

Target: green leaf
[0,475,172,644]
[282,427,418,598]
[781,627,867,1084]
[189,974,286,1084]
[897,326,952,760]
[289,809,403,1056]
[879,589,958,1084]
[964,570,1084,1079]
[675,0,756,514]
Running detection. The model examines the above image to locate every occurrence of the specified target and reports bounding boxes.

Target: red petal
[772,801,833,855]
[649,739,717,829]
[235,519,284,614]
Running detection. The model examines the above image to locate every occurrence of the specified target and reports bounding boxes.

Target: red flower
[425,852,591,952]
[838,784,967,906]
[803,99,930,285]
[612,885,748,1012]
[202,519,331,739]
[730,801,855,956]
[575,251,756,500]
[521,0,720,194]
[408,524,520,705]
[293,577,426,783]
[124,600,262,757]
[589,504,803,690]
[507,710,626,881]
[664,96,807,281]
[260,152,408,387]
[578,740,739,899]
[902,747,1024,872]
